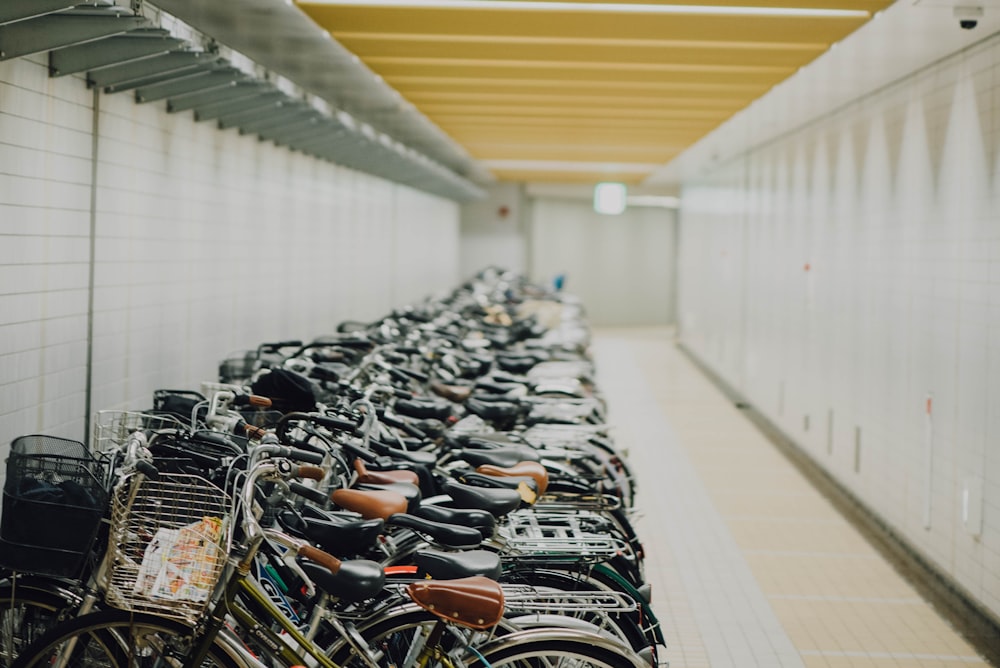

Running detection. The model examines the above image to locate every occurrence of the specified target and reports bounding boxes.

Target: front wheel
[9,609,242,668]
[0,578,81,668]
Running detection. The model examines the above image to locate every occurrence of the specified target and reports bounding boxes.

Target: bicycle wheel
[0,579,78,668]
[325,606,514,668]
[498,569,655,657]
[10,609,242,668]
[468,628,647,668]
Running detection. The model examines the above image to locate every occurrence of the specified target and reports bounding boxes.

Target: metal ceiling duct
[146,0,492,186]
[0,1,485,201]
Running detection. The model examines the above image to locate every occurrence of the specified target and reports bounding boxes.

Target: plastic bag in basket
[133,516,226,604]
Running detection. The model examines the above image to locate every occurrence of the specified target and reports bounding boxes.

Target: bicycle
[11,449,650,668]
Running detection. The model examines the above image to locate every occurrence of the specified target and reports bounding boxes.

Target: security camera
[954,4,983,29]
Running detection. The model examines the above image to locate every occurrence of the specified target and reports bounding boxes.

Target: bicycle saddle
[476,461,549,495]
[331,488,409,520]
[408,576,505,631]
[457,472,538,495]
[455,446,540,468]
[355,481,421,513]
[300,558,385,603]
[278,508,384,555]
[412,505,496,540]
[369,439,438,466]
[473,379,527,395]
[414,549,502,581]
[354,459,420,486]
[393,397,453,421]
[430,381,473,403]
[386,513,482,549]
[465,397,525,424]
[442,479,522,517]
[495,354,543,375]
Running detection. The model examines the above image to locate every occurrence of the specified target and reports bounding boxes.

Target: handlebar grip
[339,439,378,463]
[288,437,326,456]
[262,340,303,350]
[400,367,429,383]
[248,395,272,408]
[279,447,325,465]
[299,544,341,574]
[242,424,268,440]
[288,481,329,506]
[388,368,412,385]
[294,465,326,481]
[311,414,360,434]
[135,460,159,479]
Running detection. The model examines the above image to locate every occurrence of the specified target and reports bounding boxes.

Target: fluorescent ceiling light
[594,182,627,215]
[484,159,659,173]
[307,1,870,19]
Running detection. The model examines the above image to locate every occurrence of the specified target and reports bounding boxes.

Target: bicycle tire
[0,579,79,668]
[498,568,655,656]
[468,628,648,668]
[325,606,517,668]
[9,609,242,668]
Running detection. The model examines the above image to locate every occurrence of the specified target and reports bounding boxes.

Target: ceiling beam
[49,29,184,77]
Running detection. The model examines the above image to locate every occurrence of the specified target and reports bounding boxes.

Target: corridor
[593,329,989,668]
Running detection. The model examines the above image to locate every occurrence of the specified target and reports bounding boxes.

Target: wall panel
[531,197,675,327]
[0,55,460,459]
[678,35,1000,619]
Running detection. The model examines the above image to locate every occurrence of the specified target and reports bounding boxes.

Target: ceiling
[296,0,895,186]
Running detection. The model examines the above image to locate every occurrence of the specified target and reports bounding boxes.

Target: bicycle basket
[218,351,259,385]
[93,411,189,456]
[151,389,206,423]
[0,435,109,577]
[105,473,231,623]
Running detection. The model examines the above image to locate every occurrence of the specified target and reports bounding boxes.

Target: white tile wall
[678,34,1000,620]
[530,198,676,326]
[0,55,460,462]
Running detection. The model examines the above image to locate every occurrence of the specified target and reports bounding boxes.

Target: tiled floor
[592,328,992,668]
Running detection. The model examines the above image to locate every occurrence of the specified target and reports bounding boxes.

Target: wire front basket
[105,473,231,624]
[93,411,189,456]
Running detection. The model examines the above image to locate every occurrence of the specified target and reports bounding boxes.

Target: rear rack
[501,585,637,614]
[497,510,628,561]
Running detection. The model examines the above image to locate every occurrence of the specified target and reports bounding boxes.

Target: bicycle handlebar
[265,446,325,466]
[309,414,360,434]
[287,481,328,506]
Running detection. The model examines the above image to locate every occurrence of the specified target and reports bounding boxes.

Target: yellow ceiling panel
[301,6,868,44]
[424,0,887,9]
[336,36,826,68]
[405,92,749,109]
[387,77,773,97]
[296,0,894,184]
[369,62,790,85]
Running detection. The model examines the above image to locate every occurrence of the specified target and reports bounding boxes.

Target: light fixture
[304,0,870,19]
[594,182,627,215]
[483,160,659,174]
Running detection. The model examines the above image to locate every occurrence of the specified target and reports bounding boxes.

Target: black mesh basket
[0,435,109,577]
[219,352,259,385]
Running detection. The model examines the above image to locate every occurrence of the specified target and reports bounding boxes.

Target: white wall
[678,33,1000,620]
[0,55,460,453]
[530,198,676,326]
[458,182,529,278]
